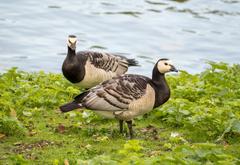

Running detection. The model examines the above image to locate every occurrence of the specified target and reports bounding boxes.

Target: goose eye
[164,62,168,66]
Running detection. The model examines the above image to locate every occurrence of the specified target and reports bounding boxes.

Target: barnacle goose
[62,35,138,89]
[60,58,178,138]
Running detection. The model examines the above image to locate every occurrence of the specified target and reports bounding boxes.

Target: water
[0,0,240,76]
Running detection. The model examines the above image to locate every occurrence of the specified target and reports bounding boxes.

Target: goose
[62,35,138,89]
[60,58,178,138]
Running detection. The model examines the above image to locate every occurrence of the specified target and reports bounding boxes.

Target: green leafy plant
[154,62,240,141]
[0,62,240,164]
[0,117,27,136]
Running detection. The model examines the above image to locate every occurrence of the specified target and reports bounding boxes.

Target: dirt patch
[13,140,57,154]
[140,125,160,140]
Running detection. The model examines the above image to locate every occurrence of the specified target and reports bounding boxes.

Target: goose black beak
[170,65,178,72]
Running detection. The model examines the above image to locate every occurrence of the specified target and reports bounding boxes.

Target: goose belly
[115,84,155,121]
[76,61,117,88]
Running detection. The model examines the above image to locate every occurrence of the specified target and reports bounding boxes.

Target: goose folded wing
[81,75,148,111]
[86,51,130,74]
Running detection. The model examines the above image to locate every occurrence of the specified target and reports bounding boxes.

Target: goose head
[67,35,77,50]
[156,58,178,74]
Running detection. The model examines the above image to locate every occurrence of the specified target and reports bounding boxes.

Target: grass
[0,62,240,164]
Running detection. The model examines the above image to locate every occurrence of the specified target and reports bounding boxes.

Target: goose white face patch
[67,37,77,48]
[157,60,172,74]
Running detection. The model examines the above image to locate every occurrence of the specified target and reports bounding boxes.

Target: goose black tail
[127,59,139,67]
[60,101,82,113]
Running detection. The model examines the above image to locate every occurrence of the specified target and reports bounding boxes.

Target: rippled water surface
[0,0,240,75]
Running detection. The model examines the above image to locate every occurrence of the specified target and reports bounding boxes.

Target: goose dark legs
[118,120,134,139]
[119,120,124,134]
[126,120,133,139]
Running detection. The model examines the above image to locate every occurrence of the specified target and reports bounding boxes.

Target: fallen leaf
[96,136,109,142]
[56,124,65,134]
[85,144,92,149]
[10,109,17,118]
[29,131,37,136]
[0,133,6,139]
[170,132,180,138]
[23,111,32,117]
[64,159,69,165]
[14,142,23,146]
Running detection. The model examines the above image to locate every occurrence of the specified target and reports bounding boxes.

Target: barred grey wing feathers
[86,52,130,74]
[82,75,149,111]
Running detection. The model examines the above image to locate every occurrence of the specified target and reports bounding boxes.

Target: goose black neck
[151,63,170,108]
[67,46,76,59]
[152,64,166,83]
